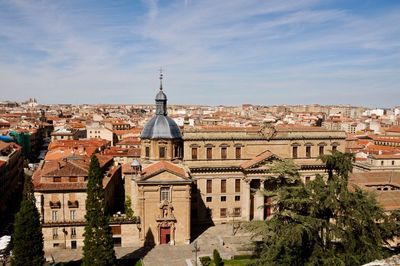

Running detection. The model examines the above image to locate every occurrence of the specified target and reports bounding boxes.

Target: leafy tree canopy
[248,152,399,266]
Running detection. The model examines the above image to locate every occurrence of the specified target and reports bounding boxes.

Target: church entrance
[160,227,171,244]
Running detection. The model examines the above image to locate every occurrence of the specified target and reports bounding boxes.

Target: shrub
[199,256,211,266]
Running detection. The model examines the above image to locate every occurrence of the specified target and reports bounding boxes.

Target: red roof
[141,161,187,179]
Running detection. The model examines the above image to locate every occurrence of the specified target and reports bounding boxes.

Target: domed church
[130,73,192,245]
[140,72,183,161]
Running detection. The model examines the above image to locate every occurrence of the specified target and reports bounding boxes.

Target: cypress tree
[82,155,116,266]
[11,174,45,266]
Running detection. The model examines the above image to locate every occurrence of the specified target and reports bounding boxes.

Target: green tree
[125,196,134,219]
[11,175,45,266]
[213,249,223,266]
[82,155,116,266]
[248,152,397,266]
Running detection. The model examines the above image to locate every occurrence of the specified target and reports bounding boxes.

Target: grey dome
[141,115,182,139]
[156,90,167,101]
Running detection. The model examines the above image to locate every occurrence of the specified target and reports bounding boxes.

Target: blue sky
[0,0,399,107]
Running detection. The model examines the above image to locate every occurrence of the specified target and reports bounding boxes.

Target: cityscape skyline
[0,0,399,106]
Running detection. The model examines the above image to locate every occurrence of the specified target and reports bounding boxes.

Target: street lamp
[192,241,200,266]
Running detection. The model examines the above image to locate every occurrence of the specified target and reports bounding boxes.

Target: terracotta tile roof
[371,154,400,159]
[116,137,140,145]
[240,150,280,169]
[41,159,88,177]
[349,172,400,210]
[103,147,140,157]
[195,126,261,132]
[364,144,400,154]
[0,141,9,150]
[374,136,400,143]
[122,162,135,174]
[141,161,187,179]
[34,155,113,192]
[376,191,400,210]
[275,125,330,132]
[48,139,110,157]
[350,171,400,185]
[385,126,400,133]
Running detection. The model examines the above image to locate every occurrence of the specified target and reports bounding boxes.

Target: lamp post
[229,211,236,236]
[192,241,200,266]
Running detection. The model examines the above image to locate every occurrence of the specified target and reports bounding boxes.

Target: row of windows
[220,207,241,218]
[292,145,337,159]
[51,210,77,221]
[145,146,181,159]
[206,195,241,202]
[191,147,242,160]
[379,160,396,166]
[206,179,241,194]
[53,176,80,182]
[52,227,77,239]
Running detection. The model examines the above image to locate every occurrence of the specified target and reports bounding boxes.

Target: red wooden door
[160,227,171,244]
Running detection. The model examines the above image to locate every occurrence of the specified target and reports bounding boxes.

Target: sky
[0,0,399,107]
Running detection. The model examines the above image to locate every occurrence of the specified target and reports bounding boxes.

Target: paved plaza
[44,224,254,266]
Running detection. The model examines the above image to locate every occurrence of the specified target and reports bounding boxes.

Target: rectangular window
[113,237,122,247]
[206,179,212,193]
[235,195,240,201]
[332,145,337,152]
[69,176,78,182]
[221,179,226,193]
[306,146,311,158]
[70,210,76,221]
[305,176,311,184]
[235,147,241,159]
[206,147,212,160]
[71,227,77,238]
[292,146,298,159]
[221,147,227,159]
[235,179,241,193]
[206,196,212,202]
[392,161,395,166]
[145,146,150,158]
[319,146,324,156]
[220,196,226,202]
[71,240,77,249]
[191,147,198,160]
[52,211,58,221]
[233,208,241,217]
[52,228,58,239]
[111,225,122,235]
[160,187,170,202]
[53,177,61,182]
[159,147,165,158]
[220,208,227,218]
[381,161,384,166]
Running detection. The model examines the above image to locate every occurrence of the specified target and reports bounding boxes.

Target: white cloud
[0,0,399,106]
